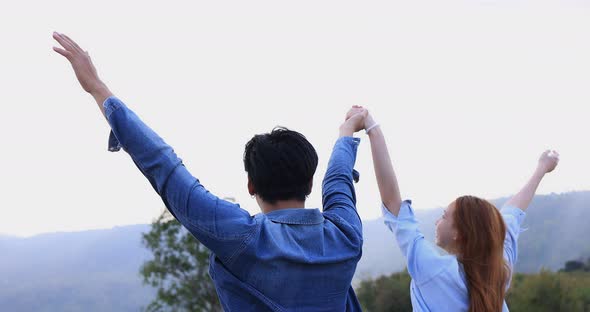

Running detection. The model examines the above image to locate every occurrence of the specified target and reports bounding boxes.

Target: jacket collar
[263,208,324,225]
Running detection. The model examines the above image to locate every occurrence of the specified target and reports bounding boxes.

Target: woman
[348,106,559,312]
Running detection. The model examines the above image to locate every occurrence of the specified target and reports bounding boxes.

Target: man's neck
[261,199,306,214]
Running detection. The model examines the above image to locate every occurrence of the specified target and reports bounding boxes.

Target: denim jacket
[104,97,363,311]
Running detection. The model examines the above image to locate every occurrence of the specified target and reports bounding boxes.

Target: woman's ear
[452,228,459,241]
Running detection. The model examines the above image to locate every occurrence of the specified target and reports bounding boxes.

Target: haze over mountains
[1,192,588,311]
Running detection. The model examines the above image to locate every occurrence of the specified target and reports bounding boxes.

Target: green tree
[140,210,221,312]
[560,258,590,273]
[358,268,590,312]
[507,270,562,312]
[357,270,412,312]
[507,269,590,312]
[562,260,585,272]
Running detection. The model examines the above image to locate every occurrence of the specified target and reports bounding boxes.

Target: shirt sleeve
[500,205,526,269]
[321,136,362,237]
[103,96,257,264]
[382,200,451,285]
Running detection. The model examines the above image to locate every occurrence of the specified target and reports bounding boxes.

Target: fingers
[53,32,85,55]
[53,32,74,52]
[345,107,366,121]
[547,150,560,158]
[52,46,72,59]
[61,34,82,51]
[543,150,560,172]
[551,150,560,164]
[348,110,367,121]
[359,109,368,119]
[544,150,553,158]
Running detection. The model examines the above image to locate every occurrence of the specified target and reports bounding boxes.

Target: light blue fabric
[382,200,526,312]
[104,96,363,311]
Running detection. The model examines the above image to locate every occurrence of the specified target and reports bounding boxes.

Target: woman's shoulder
[431,255,467,289]
[415,253,464,286]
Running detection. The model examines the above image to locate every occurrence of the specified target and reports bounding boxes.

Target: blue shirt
[104,97,363,311]
[382,200,526,312]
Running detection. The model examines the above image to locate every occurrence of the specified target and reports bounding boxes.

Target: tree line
[140,210,590,312]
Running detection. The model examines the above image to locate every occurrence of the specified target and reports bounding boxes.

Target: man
[53,32,366,311]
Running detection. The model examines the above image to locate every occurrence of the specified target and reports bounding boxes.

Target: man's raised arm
[321,109,367,233]
[53,33,256,263]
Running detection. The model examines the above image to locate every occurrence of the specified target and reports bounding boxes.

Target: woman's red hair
[453,196,510,312]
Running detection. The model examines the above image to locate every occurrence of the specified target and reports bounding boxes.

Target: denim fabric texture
[104,96,363,311]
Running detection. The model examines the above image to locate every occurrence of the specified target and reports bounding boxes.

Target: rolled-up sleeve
[103,97,256,263]
[501,205,526,269]
[383,201,449,285]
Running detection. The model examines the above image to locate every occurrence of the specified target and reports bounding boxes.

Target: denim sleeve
[104,97,257,264]
[500,205,526,269]
[383,201,449,285]
[321,136,362,236]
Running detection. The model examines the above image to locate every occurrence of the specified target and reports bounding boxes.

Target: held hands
[343,105,377,133]
[537,150,560,174]
[52,32,110,98]
[340,106,368,136]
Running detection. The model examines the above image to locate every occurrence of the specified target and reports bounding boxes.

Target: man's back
[210,208,362,311]
[103,96,364,311]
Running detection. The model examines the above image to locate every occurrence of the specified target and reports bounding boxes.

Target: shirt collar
[263,208,324,225]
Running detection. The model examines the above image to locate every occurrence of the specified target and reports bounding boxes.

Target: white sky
[0,0,589,237]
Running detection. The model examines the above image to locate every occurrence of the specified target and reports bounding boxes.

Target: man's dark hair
[244,127,318,204]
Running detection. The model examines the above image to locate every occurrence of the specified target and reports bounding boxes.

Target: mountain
[1,192,588,311]
[0,225,155,312]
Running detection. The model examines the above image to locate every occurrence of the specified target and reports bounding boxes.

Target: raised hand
[345,105,377,132]
[53,32,113,112]
[504,149,560,211]
[538,150,560,174]
[340,106,368,136]
[345,105,365,121]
